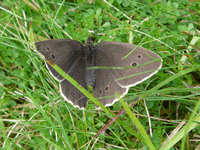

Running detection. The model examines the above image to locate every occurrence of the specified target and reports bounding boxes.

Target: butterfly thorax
[83,36,97,87]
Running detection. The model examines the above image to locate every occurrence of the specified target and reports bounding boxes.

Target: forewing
[95,41,162,87]
[35,39,83,81]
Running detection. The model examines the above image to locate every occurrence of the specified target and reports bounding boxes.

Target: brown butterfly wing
[35,39,83,81]
[95,42,162,87]
[93,64,128,107]
[59,57,88,109]
[92,41,162,107]
[35,40,87,108]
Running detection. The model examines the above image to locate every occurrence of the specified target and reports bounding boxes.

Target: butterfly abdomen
[84,39,97,87]
[85,63,96,87]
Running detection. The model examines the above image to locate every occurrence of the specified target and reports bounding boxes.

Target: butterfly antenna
[68,18,87,36]
[69,18,111,37]
[93,20,111,36]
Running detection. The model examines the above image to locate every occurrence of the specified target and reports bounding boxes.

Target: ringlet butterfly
[35,36,162,109]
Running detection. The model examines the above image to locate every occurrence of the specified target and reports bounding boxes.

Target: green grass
[0,0,200,149]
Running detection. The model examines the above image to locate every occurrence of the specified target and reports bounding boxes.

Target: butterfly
[35,36,162,109]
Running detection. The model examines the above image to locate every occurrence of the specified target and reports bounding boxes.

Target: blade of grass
[119,96,155,150]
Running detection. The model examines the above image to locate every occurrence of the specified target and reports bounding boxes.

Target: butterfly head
[85,36,93,46]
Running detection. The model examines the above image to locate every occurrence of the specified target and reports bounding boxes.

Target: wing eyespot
[46,47,50,50]
[104,86,109,92]
[137,54,142,59]
[51,54,56,59]
[132,62,138,66]
[99,89,103,95]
